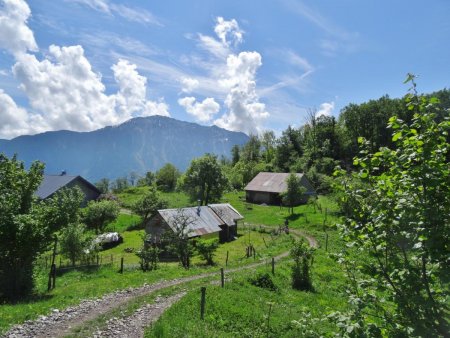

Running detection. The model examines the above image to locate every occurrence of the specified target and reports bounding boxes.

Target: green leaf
[392,131,402,142]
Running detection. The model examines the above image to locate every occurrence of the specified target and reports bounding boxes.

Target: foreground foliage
[334,78,449,336]
[0,156,81,300]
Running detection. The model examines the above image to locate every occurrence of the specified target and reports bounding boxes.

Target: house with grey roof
[244,172,316,205]
[36,172,101,206]
[145,203,244,244]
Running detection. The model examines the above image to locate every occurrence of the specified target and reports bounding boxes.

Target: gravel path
[3,228,317,338]
[92,292,186,338]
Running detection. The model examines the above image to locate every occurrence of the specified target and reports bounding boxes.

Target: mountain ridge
[0,116,249,182]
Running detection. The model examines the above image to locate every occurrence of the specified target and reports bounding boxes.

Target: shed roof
[36,175,79,199]
[244,172,307,193]
[208,203,244,226]
[35,174,100,199]
[158,206,224,238]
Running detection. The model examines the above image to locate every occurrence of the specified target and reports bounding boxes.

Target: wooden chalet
[244,172,316,205]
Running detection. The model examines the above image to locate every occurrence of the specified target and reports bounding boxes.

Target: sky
[0,0,449,139]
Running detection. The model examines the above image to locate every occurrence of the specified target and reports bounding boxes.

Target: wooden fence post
[271,257,275,275]
[253,246,256,260]
[225,251,229,267]
[120,257,124,274]
[220,268,224,288]
[325,233,329,252]
[200,287,206,319]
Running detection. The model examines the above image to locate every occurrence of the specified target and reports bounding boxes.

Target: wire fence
[36,253,136,272]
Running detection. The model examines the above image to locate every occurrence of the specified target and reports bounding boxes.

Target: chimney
[61,170,67,176]
[197,199,201,215]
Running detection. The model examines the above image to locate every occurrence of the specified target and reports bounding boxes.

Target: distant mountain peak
[0,117,249,181]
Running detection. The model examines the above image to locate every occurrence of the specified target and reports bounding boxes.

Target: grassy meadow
[0,188,347,336]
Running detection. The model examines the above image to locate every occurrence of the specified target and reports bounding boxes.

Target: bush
[290,239,314,291]
[248,273,278,291]
[196,238,219,265]
[136,243,160,271]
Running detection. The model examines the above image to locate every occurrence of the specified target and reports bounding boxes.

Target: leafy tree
[231,144,240,166]
[196,238,219,265]
[241,134,261,163]
[136,234,160,271]
[290,239,314,291]
[0,155,82,300]
[334,79,449,336]
[180,154,229,205]
[95,178,110,194]
[281,173,306,214]
[260,130,276,163]
[164,209,194,269]
[274,126,302,171]
[112,176,129,193]
[137,171,155,187]
[59,223,91,266]
[155,163,180,192]
[129,171,140,186]
[131,186,168,225]
[83,200,120,234]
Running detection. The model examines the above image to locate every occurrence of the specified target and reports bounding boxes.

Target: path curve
[92,292,186,338]
[4,227,317,338]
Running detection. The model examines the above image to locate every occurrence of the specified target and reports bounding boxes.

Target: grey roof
[158,206,224,238]
[35,175,79,199]
[35,174,101,199]
[244,172,315,194]
[208,203,244,226]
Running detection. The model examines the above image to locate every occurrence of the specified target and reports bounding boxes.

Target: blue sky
[0,0,449,139]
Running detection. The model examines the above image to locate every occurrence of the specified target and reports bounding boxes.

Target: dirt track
[4,228,317,338]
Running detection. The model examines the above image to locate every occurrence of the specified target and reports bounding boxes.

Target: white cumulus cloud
[214,52,269,134]
[0,89,38,138]
[0,0,170,139]
[180,77,199,93]
[316,101,335,117]
[178,96,220,122]
[214,17,243,47]
[0,0,37,55]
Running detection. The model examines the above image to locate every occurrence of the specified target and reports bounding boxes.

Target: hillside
[0,116,249,181]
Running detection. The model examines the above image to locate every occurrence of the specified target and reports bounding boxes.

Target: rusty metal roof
[244,172,315,194]
[208,203,244,226]
[158,206,223,238]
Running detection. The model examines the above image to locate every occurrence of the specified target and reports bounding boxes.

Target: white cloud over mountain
[0,0,168,139]
[179,17,269,134]
[178,96,220,122]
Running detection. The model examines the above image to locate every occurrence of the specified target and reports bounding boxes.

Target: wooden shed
[244,172,316,205]
[145,204,243,244]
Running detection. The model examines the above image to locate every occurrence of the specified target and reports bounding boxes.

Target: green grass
[1,190,347,336]
[107,213,142,232]
[116,187,191,209]
[145,252,347,337]
[143,192,347,337]
[0,227,292,334]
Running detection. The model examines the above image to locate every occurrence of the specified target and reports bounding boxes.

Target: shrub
[248,273,278,291]
[196,238,219,265]
[290,239,314,291]
[136,243,160,271]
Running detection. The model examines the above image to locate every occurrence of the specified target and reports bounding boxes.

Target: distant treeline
[98,88,450,194]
